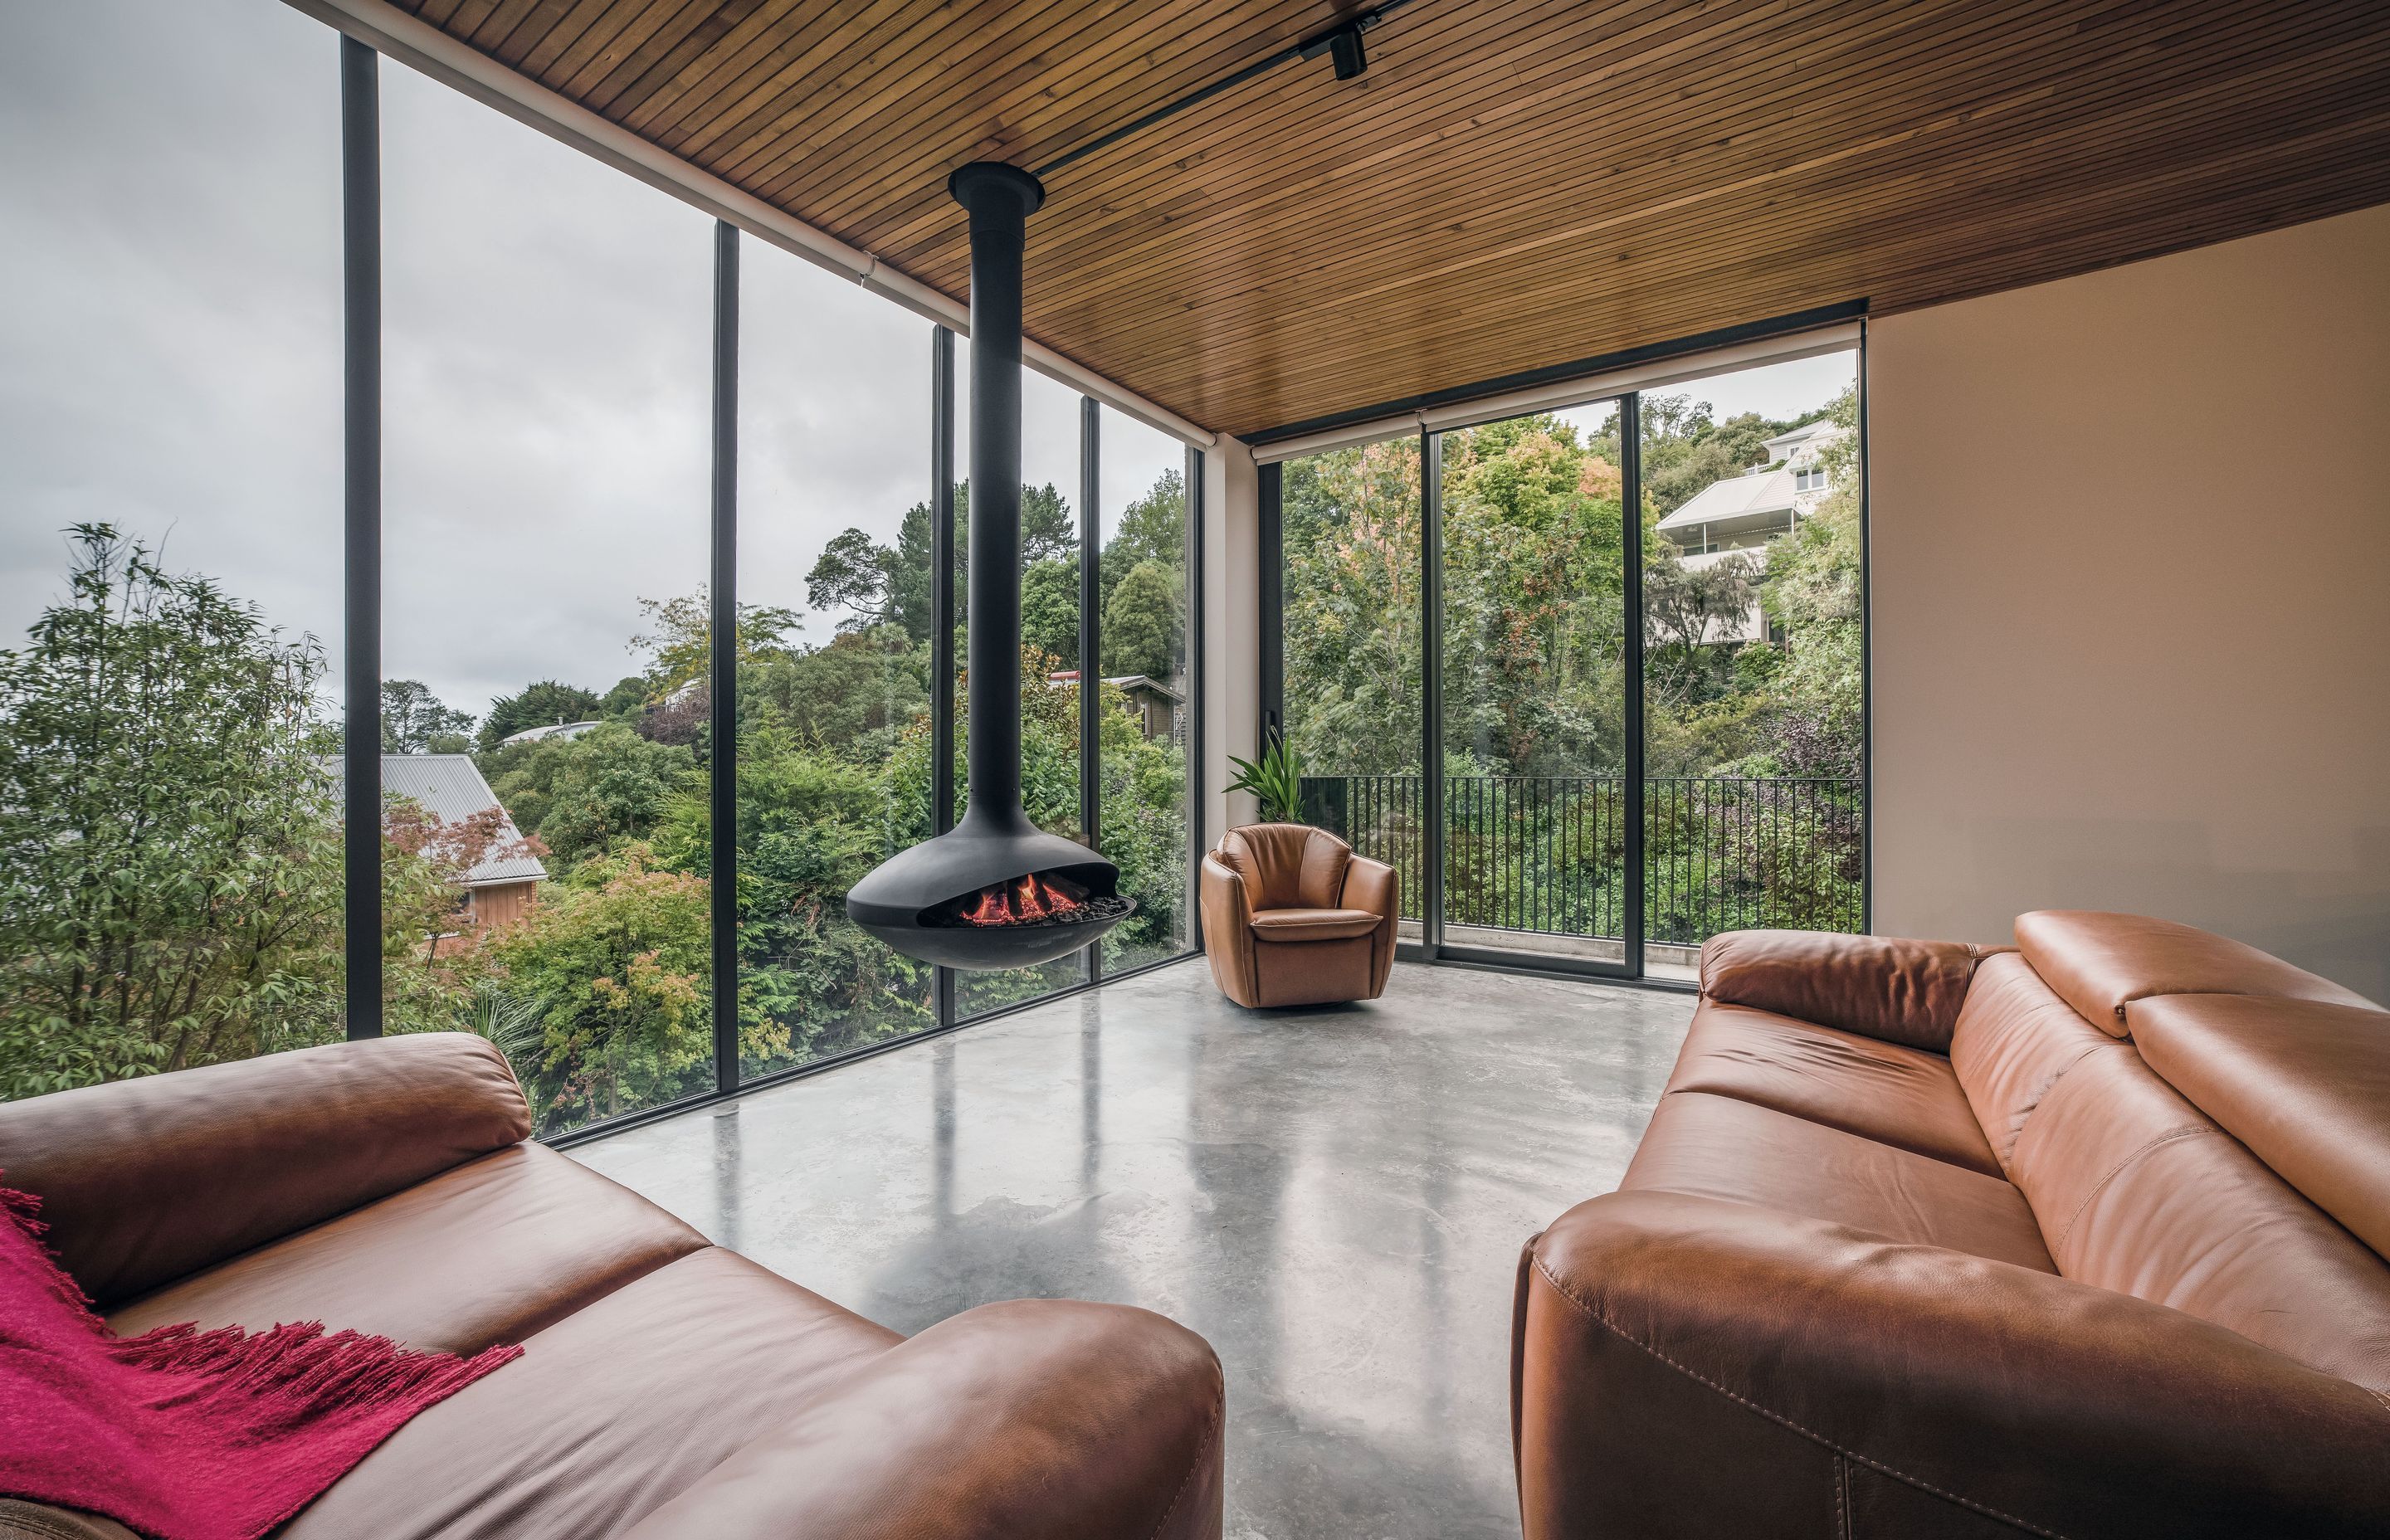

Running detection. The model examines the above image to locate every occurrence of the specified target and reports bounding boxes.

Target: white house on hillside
[1653,418,1846,642]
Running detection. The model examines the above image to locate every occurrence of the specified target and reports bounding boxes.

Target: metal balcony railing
[1297,773,1863,945]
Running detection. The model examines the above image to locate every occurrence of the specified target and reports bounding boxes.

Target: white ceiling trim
[1250,322,1863,464]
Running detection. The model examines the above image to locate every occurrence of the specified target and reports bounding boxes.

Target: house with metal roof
[1653,420,1848,641]
[382,753,547,928]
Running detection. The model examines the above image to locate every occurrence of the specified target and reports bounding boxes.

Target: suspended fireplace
[845,162,1134,971]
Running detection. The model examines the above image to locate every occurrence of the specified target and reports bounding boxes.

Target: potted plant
[1225,733,1305,823]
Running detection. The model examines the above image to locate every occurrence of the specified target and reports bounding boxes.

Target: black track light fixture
[1033,0,1416,178]
[1301,17,1373,81]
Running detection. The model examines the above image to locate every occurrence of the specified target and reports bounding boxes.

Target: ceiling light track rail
[1034,0,1414,180]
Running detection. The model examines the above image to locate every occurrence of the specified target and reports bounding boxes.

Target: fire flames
[958,871,1090,928]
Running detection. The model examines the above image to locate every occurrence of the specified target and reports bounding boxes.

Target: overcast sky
[2,0,1843,728]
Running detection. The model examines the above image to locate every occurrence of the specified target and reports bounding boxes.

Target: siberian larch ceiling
[395,0,2390,438]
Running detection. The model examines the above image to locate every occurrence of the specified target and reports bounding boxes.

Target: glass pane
[1638,353,1866,980]
[383,65,715,1134]
[738,251,934,1075]
[955,365,1085,1018]
[0,0,344,1098]
[1437,402,1628,965]
[1095,411,1193,973]
[1278,437,1426,930]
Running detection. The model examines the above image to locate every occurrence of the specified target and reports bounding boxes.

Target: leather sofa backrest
[1217,824,1351,913]
[2130,994,2390,1262]
[1699,929,1983,1053]
[1949,951,2124,1175]
[2003,1038,2390,1394]
[0,1032,531,1308]
[2013,909,2381,1038]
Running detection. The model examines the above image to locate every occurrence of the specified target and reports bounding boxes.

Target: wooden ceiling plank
[1057,17,2378,363]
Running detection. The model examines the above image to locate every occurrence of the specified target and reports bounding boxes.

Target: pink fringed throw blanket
[0,1183,519,1540]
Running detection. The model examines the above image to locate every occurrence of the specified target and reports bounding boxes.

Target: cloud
[1,0,1186,729]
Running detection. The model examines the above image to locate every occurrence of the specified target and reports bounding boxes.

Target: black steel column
[1186,446,1206,948]
[709,220,739,1094]
[1257,461,1283,748]
[930,325,958,1026]
[339,37,381,1040]
[1077,396,1101,982]
[1419,429,1445,959]
[1856,321,1873,934]
[949,163,1044,827]
[1620,392,1646,977]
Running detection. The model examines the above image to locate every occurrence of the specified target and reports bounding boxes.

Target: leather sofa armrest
[1516,1191,2390,1540]
[619,1300,1224,1540]
[1340,855,1400,994]
[1697,929,1984,1051]
[0,1032,530,1309]
[1199,855,1259,1006]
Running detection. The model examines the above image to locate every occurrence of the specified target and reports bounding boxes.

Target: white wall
[1869,202,2390,999]
[1202,433,1261,854]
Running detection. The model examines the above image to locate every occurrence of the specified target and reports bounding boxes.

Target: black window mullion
[1186,446,1206,948]
[340,36,382,1040]
[1420,428,1445,959]
[708,219,739,1094]
[1079,396,1100,983]
[930,325,958,1027]
[1258,461,1283,746]
[1620,392,1646,978]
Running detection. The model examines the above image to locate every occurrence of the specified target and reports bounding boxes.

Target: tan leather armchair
[1199,823,1397,1008]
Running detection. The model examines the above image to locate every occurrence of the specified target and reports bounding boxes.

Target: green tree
[1021,558,1080,665]
[382,679,476,754]
[629,588,802,699]
[480,720,701,867]
[0,526,344,1096]
[485,842,711,1131]
[1101,559,1182,680]
[479,679,603,751]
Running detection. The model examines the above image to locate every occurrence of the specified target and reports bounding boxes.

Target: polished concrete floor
[571,958,1695,1540]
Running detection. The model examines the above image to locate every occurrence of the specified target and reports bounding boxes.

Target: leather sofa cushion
[1664,1001,2001,1176]
[1948,952,2125,1175]
[0,1032,530,1309]
[1698,930,1983,1053]
[1247,907,1381,942]
[1619,1091,2055,1273]
[282,1246,900,1540]
[2130,994,2390,1261]
[2015,909,2381,1037]
[2009,1043,2390,1394]
[107,1143,707,1355]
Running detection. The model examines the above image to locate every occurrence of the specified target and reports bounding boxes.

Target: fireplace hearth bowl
[845,161,1134,971]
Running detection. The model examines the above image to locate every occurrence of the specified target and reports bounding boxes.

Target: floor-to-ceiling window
[0,0,346,1097]
[1436,399,1628,966]
[1637,351,1863,980]
[382,61,717,1135]
[1095,408,1197,972]
[735,238,935,1076]
[1277,437,1427,927]
[1265,337,1866,980]
[0,7,1204,1122]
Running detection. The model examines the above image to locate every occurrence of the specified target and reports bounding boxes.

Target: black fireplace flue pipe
[953,161,1044,827]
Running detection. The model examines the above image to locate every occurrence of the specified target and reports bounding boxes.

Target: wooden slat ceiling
[398,0,2390,439]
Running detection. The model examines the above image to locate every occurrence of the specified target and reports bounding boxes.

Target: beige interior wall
[1868,202,2390,999]
[1202,434,1261,854]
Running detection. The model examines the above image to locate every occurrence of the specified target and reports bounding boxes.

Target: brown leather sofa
[0,1033,1223,1540]
[1199,822,1398,1008]
[1514,911,2390,1539]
